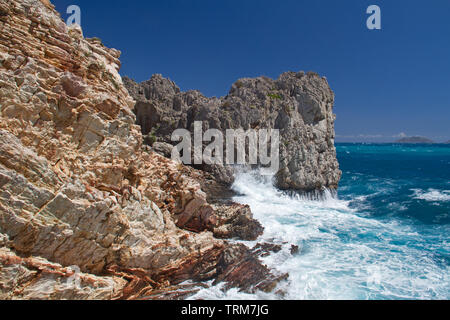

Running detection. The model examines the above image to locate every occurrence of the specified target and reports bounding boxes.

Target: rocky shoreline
[0,0,339,299]
[124,69,341,192]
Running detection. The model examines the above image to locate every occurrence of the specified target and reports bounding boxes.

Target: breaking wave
[191,170,450,300]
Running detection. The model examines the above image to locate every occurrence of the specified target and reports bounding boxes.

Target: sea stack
[124,72,341,192]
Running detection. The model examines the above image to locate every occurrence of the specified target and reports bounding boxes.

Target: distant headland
[395,136,434,144]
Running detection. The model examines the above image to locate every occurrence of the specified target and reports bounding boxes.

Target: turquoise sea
[192,143,450,300]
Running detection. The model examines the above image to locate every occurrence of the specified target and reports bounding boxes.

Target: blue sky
[53,0,450,142]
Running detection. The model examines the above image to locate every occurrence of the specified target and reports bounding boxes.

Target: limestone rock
[213,244,288,293]
[152,141,174,157]
[0,0,273,299]
[212,204,264,241]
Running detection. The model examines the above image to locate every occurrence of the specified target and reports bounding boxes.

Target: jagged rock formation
[0,0,279,300]
[395,136,434,144]
[124,72,341,192]
[0,245,126,300]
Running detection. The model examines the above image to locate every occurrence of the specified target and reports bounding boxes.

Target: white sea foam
[191,171,450,300]
[411,189,450,202]
[387,202,408,212]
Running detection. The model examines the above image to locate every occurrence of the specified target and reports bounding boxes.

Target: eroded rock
[0,0,275,300]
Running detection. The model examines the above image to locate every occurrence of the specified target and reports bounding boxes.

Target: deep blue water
[337,143,450,225]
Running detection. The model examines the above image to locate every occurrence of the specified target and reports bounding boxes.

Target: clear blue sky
[53,0,450,142]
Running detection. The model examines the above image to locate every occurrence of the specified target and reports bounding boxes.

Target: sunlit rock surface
[0,0,276,300]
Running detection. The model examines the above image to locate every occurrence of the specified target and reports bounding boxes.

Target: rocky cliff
[124,72,341,192]
[0,0,287,300]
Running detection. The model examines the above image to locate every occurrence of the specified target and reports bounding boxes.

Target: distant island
[395,136,434,144]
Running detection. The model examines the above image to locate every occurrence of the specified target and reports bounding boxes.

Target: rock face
[124,72,341,192]
[0,246,127,300]
[0,0,272,300]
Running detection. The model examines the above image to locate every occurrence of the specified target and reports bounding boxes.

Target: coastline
[0,0,448,301]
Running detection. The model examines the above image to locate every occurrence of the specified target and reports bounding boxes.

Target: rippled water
[191,144,450,300]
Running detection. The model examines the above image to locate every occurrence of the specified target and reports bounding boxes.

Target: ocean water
[191,143,450,300]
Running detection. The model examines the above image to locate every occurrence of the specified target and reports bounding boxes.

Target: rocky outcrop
[0,0,273,300]
[0,245,127,300]
[124,72,341,192]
